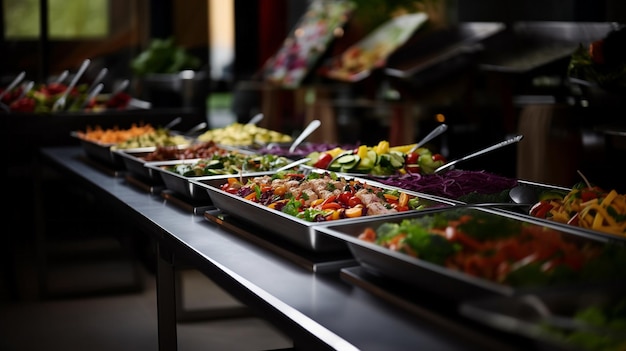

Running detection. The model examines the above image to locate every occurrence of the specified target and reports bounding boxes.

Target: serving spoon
[434,135,524,174]
[508,185,539,205]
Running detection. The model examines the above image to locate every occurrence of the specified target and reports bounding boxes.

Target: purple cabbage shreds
[263,143,360,158]
[378,169,518,200]
[237,187,255,198]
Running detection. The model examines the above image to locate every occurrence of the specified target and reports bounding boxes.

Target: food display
[196,123,292,146]
[144,152,293,201]
[164,153,291,177]
[142,141,229,161]
[377,169,519,201]
[316,207,626,299]
[461,284,626,351]
[74,123,193,169]
[75,123,156,144]
[529,183,626,239]
[110,128,190,150]
[192,170,453,252]
[248,141,360,159]
[216,171,434,222]
[306,140,446,176]
[74,123,162,168]
[1,81,133,114]
[115,141,232,183]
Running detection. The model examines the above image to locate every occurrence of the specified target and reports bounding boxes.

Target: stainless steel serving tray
[144,154,296,201]
[315,206,626,301]
[144,159,229,201]
[114,147,162,183]
[460,283,626,351]
[117,143,255,184]
[191,171,457,253]
[71,131,123,169]
[500,181,626,244]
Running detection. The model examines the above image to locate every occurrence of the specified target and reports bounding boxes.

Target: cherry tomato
[348,196,362,207]
[338,191,352,205]
[432,154,446,162]
[530,201,553,218]
[405,164,420,173]
[405,152,419,164]
[589,40,604,64]
[45,82,67,96]
[313,153,333,169]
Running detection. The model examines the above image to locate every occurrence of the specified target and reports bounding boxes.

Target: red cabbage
[378,170,518,200]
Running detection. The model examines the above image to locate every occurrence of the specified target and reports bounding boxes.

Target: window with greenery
[3,0,108,39]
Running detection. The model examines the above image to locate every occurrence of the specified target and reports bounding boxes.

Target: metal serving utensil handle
[52,59,91,111]
[0,71,26,101]
[247,113,264,125]
[274,158,311,172]
[409,123,448,153]
[434,134,524,173]
[289,119,321,153]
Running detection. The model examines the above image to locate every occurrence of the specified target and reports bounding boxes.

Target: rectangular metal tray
[145,159,239,201]
[144,155,296,201]
[315,206,626,301]
[71,131,124,169]
[114,147,162,183]
[460,283,626,351]
[115,143,252,184]
[191,171,457,253]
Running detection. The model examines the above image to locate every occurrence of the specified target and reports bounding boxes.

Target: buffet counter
[39,146,534,351]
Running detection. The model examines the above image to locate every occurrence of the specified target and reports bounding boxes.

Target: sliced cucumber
[337,154,357,164]
[329,154,353,171]
[389,152,405,168]
[378,154,391,167]
[339,155,360,171]
[357,150,378,170]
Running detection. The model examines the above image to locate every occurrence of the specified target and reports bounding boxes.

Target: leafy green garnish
[281,198,302,216]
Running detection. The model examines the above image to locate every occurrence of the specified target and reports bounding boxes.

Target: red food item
[589,40,605,65]
[106,92,131,109]
[42,82,68,96]
[313,152,333,169]
[9,97,36,113]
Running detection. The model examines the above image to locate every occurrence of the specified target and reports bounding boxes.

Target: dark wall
[457,0,624,23]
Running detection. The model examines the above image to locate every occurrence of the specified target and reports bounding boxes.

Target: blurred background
[4,0,625,187]
[1,3,625,350]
